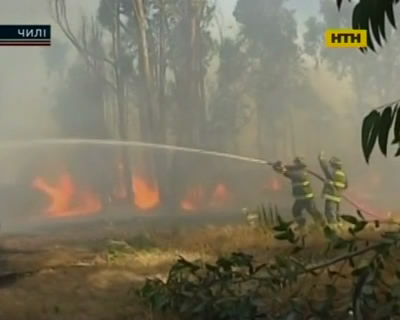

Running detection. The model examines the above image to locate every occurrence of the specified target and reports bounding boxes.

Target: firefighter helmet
[329,156,342,168]
[293,156,306,167]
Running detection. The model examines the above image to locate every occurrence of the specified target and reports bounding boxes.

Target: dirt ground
[0,216,395,320]
[0,216,259,320]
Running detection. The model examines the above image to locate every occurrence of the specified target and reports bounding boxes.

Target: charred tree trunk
[156,0,172,211]
[52,0,134,203]
[133,0,159,137]
[113,0,134,203]
[169,0,207,213]
[133,0,170,211]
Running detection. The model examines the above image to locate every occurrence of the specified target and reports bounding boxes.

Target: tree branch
[303,242,386,274]
[51,0,114,65]
[49,0,117,92]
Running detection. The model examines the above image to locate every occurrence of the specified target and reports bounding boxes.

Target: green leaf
[192,300,209,313]
[395,146,400,157]
[378,106,395,156]
[153,294,170,310]
[216,257,233,271]
[323,226,336,240]
[273,224,290,232]
[361,110,381,163]
[333,239,350,250]
[275,213,291,229]
[392,105,400,144]
[254,263,266,273]
[348,0,399,53]
[370,3,383,47]
[359,1,376,51]
[385,0,397,28]
[377,1,387,42]
[205,263,218,273]
[353,221,368,233]
[356,209,365,221]
[340,214,358,225]
[275,256,288,268]
[173,257,201,275]
[274,229,295,243]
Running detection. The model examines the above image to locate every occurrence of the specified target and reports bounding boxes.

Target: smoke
[0,0,99,140]
[0,0,399,232]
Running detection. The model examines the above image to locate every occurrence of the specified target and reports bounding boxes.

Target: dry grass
[0,220,273,320]
[0,218,396,320]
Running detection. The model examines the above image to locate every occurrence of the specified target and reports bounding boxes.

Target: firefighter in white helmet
[318,151,348,224]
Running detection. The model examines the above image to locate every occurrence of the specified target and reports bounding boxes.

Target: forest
[32,0,400,215]
[2,0,400,319]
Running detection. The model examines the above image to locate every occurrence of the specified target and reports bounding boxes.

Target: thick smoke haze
[0,0,398,231]
[0,0,99,139]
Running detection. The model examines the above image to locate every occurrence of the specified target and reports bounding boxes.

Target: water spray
[0,138,388,220]
[0,138,268,164]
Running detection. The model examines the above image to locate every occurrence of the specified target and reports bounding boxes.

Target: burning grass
[29,169,246,219]
[0,217,398,320]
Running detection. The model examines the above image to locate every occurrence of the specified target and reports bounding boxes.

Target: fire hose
[263,161,389,221]
[0,138,389,221]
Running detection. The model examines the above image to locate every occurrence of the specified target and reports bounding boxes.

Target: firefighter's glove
[272,161,283,172]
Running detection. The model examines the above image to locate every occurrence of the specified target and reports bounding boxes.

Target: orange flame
[181,186,205,212]
[31,167,271,217]
[132,176,160,210]
[210,183,232,208]
[265,176,282,192]
[32,173,101,218]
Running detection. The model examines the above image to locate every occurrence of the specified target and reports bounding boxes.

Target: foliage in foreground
[361,101,400,163]
[336,0,399,53]
[137,210,400,320]
[334,0,400,164]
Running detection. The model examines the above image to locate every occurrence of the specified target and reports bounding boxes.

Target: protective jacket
[319,158,348,202]
[274,163,314,200]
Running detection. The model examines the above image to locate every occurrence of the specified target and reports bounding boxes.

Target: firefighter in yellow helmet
[272,157,324,228]
[318,152,348,224]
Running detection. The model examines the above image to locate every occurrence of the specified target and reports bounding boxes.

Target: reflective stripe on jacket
[322,169,347,202]
[283,167,314,200]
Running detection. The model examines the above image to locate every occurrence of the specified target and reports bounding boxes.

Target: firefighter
[272,157,324,228]
[318,151,348,224]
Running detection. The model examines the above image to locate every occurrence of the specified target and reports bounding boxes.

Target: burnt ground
[0,214,397,320]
